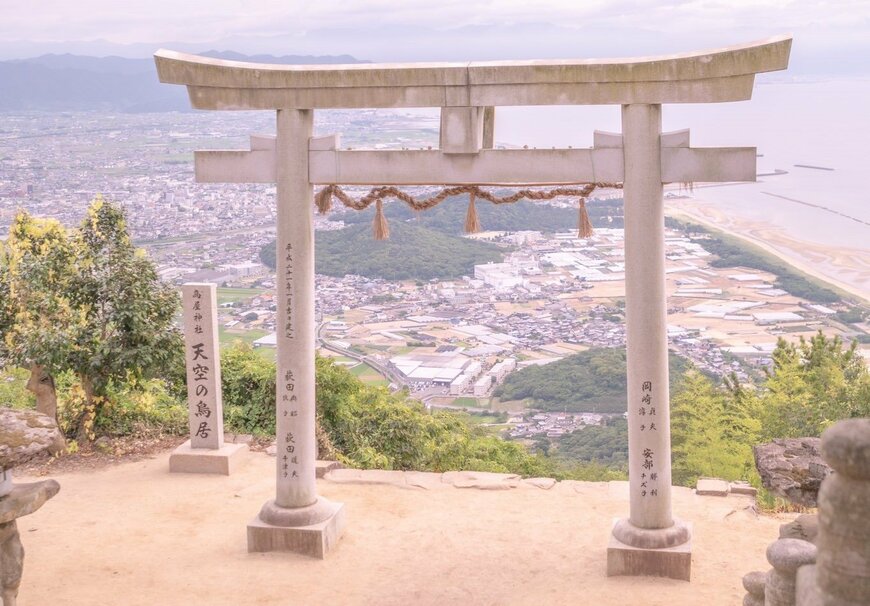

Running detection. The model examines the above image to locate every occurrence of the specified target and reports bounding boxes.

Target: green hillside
[494,347,691,413]
[260,221,504,280]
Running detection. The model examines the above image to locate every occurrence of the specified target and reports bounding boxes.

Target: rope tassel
[578,198,594,239]
[464,191,481,234]
[315,185,333,215]
[373,199,390,240]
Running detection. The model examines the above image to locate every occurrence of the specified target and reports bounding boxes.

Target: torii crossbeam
[155,35,791,575]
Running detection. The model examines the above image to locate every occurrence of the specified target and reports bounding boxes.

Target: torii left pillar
[245,109,346,558]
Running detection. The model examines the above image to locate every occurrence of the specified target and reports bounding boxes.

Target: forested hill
[494,348,691,413]
[340,196,625,234]
[260,221,503,281]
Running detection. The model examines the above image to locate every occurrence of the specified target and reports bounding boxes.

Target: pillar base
[247,497,345,558]
[606,519,692,581]
[168,440,248,475]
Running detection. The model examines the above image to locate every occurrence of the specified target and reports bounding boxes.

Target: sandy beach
[667,196,870,304]
[13,450,793,606]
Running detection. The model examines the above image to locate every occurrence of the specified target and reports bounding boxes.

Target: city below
[2,109,868,444]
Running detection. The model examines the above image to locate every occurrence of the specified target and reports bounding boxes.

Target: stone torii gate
[155,36,791,574]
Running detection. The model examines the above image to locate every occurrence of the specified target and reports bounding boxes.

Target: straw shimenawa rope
[314,183,624,240]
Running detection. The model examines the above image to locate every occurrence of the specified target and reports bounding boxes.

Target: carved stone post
[169,282,248,474]
[246,109,345,558]
[607,103,691,581]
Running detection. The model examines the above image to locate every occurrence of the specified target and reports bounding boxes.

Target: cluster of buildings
[3,110,867,430]
[509,412,613,439]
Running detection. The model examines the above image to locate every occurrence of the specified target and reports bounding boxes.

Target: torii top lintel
[154,35,791,110]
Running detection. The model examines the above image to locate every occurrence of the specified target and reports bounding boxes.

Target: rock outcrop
[753,437,830,507]
[0,408,64,470]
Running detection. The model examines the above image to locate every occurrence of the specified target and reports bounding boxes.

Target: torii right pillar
[606,103,692,580]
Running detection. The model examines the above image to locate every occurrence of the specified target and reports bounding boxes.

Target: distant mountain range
[0,52,367,112]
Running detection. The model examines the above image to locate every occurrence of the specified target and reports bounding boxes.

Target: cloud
[1,0,868,69]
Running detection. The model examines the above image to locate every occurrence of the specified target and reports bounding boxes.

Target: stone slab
[442,471,520,490]
[696,477,730,496]
[247,502,345,558]
[403,471,447,490]
[606,521,693,581]
[324,468,410,487]
[730,481,758,497]
[168,440,248,475]
[523,477,557,490]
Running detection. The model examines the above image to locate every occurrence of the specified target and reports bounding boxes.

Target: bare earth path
[17,451,788,606]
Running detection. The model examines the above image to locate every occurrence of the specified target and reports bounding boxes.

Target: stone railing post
[764,538,817,606]
[809,419,870,605]
[742,570,767,606]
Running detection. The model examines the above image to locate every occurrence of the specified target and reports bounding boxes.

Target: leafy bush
[316,352,553,474]
[54,372,186,439]
[0,366,35,409]
[219,343,554,475]
[221,343,277,435]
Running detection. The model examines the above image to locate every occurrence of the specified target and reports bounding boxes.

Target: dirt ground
[16,450,791,606]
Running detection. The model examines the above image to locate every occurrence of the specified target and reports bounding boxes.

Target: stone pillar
[764,538,817,606]
[274,108,317,508]
[606,104,691,580]
[813,419,870,605]
[0,408,63,606]
[742,570,767,606]
[182,283,224,450]
[246,109,345,558]
[169,282,247,475]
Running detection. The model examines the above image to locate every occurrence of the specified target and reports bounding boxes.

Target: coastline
[666,200,870,305]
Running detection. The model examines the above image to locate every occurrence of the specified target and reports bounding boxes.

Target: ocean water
[489,78,870,251]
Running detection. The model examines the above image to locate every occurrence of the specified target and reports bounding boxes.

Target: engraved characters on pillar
[182,283,223,449]
[638,381,658,498]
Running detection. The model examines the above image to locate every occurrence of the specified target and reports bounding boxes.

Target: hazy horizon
[1,1,869,75]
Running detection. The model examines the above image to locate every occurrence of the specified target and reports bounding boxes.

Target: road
[315,322,406,390]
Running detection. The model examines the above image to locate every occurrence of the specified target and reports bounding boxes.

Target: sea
[402,77,870,294]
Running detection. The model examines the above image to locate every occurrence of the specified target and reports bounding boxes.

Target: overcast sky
[2,0,869,72]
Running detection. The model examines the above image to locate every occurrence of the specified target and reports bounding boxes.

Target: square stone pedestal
[168,440,248,475]
[606,521,692,581]
[247,503,346,558]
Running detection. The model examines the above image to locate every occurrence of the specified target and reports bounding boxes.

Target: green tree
[65,198,181,439]
[671,369,755,486]
[758,333,870,439]
[0,212,80,420]
[0,198,182,439]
